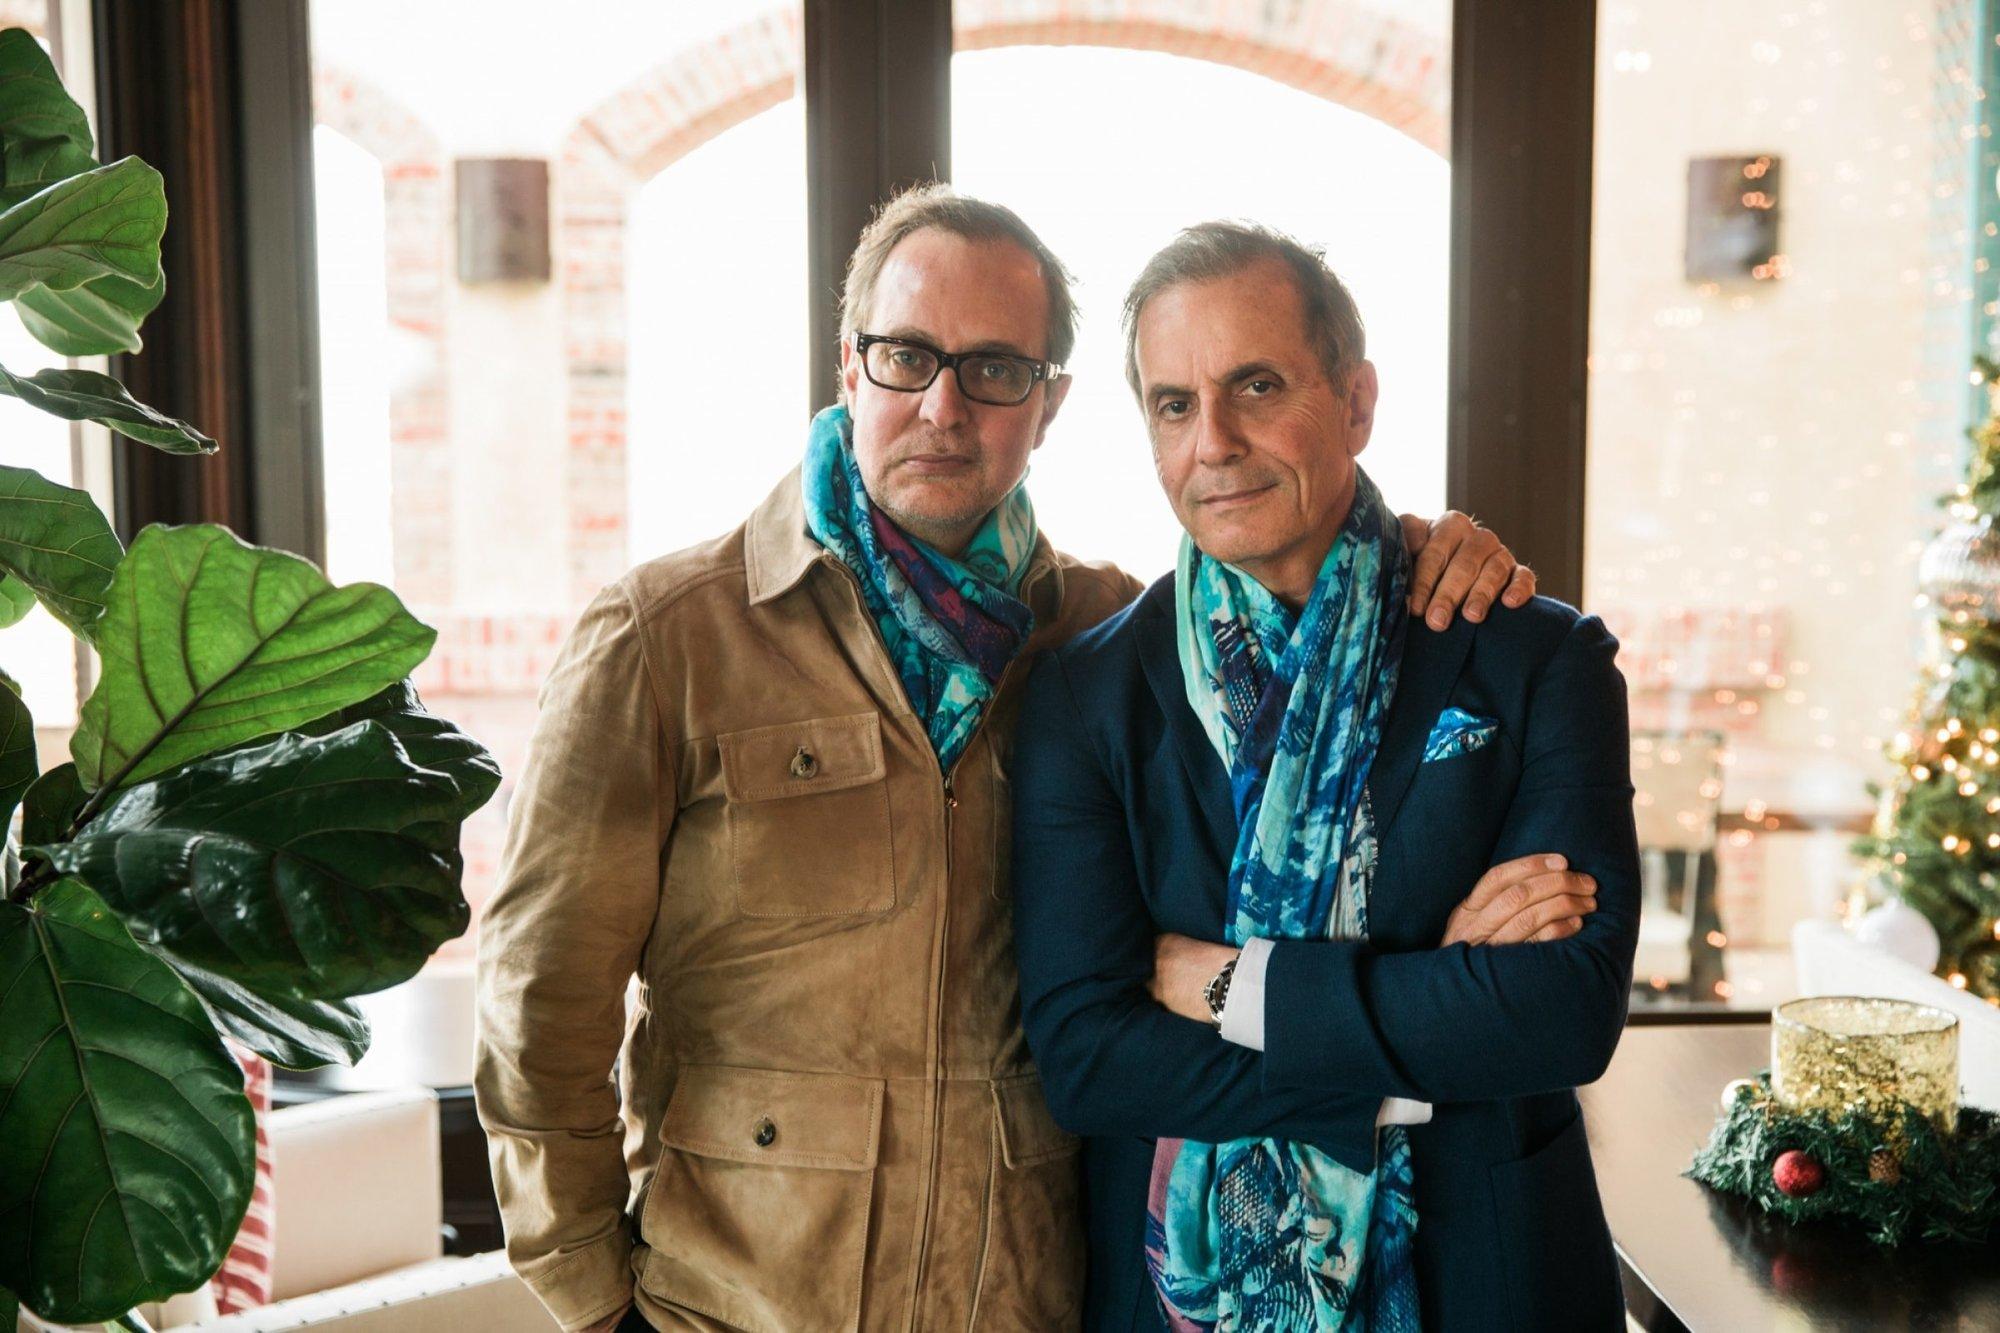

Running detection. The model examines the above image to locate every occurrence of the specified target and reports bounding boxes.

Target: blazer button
[789,747,818,780]
[754,1118,778,1148]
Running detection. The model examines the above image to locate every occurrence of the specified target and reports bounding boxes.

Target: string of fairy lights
[1591,1,1985,1003]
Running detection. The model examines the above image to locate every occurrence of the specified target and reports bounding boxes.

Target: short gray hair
[1121,220,1366,396]
[840,182,1078,365]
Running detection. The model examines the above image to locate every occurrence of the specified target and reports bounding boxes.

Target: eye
[1243,378,1278,396]
[1157,398,1190,419]
[889,348,924,369]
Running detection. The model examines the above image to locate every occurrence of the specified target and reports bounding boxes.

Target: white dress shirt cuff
[1216,936,1275,1050]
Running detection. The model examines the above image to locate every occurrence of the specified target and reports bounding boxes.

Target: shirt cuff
[1376,1096,1434,1128]
[1217,936,1275,1050]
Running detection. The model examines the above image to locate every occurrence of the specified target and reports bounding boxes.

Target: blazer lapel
[1368,617,1476,837]
[1135,588,1236,842]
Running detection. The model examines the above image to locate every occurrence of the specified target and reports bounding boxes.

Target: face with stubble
[839,229,1072,555]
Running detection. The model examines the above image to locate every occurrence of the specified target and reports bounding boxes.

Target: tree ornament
[1869,1148,1903,1186]
[1853,895,1944,971]
[1773,1149,1826,1198]
[1918,516,2000,625]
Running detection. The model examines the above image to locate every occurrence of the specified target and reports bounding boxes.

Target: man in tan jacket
[472,185,1562,1333]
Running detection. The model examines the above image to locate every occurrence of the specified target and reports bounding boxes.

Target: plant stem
[8,856,53,904]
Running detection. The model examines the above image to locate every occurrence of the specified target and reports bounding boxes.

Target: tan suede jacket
[474,471,1142,1332]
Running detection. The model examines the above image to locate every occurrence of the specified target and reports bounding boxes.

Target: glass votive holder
[1771,996,1960,1133]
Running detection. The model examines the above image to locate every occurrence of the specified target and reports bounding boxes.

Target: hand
[1399,511,1536,631]
[1149,933,1240,1024]
[1442,853,1598,947]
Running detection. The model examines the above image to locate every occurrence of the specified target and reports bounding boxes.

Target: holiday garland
[1687,1072,2000,1246]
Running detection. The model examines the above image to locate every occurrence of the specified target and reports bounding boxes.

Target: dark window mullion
[1447,0,1596,604]
[803,0,953,414]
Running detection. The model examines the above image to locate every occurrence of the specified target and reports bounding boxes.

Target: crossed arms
[1008,614,1641,1175]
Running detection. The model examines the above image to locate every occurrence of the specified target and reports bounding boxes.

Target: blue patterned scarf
[1147,468,1420,1332]
[801,405,1037,772]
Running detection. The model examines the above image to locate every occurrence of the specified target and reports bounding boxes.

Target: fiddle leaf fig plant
[0,28,499,1329]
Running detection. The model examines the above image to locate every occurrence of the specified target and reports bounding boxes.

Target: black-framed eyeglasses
[853,333,1061,407]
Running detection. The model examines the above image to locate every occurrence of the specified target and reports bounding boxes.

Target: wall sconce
[456,157,550,283]
[1685,154,1784,284]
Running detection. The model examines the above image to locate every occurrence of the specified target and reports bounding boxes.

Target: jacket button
[754,1118,778,1147]
[789,747,818,779]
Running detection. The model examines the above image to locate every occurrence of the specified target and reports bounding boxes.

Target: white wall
[1587,0,1965,773]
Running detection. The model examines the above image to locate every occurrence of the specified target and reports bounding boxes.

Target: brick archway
[555,1,1447,600]
[954,0,1446,154]
[312,66,452,612]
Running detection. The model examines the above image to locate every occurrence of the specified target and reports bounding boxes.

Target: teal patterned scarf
[1147,467,1420,1331]
[801,405,1037,772]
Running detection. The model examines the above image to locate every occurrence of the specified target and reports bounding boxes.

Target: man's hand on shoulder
[1442,853,1598,947]
[1399,511,1537,631]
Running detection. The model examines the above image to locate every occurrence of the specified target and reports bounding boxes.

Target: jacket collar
[1134,573,1474,842]
[745,468,823,606]
[744,465,1067,620]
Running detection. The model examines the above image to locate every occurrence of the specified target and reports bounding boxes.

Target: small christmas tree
[1855,357,2000,1001]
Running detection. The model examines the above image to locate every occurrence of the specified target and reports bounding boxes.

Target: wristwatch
[1203,956,1239,1027]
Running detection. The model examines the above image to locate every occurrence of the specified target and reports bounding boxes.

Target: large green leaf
[167,954,371,1070]
[0,33,164,358]
[16,270,163,357]
[0,573,32,627]
[0,878,253,1326]
[71,524,436,792]
[0,462,122,636]
[20,759,82,844]
[0,29,94,167]
[39,708,496,1002]
[0,671,34,831]
[0,132,92,210]
[0,29,95,212]
[0,363,214,454]
[0,156,164,302]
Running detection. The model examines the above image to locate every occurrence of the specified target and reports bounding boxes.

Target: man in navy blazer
[1011,223,1639,1331]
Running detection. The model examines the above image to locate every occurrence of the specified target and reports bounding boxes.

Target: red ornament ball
[1772,1149,1826,1199]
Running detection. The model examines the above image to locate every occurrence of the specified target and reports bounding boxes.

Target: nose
[1192,399,1246,467]
[919,363,971,431]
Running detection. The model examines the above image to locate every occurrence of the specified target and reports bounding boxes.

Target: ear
[839,336,861,408]
[1032,372,1074,450]
[1344,359,1379,457]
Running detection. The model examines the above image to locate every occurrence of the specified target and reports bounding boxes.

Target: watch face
[1206,960,1234,1022]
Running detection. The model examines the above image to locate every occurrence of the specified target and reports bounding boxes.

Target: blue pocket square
[1422,707,1498,763]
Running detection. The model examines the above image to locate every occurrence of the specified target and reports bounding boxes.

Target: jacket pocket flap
[993,1073,1079,1168]
[718,712,886,802]
[660,1065,884,1171]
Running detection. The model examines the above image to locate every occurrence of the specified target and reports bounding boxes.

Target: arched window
[953,46,1449,580]
[313,124,397,589]
[626,98,810,563]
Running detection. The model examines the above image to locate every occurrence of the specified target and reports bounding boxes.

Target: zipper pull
[943,777,958,810]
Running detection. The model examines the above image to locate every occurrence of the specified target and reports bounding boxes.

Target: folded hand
[1442,853,1598,947]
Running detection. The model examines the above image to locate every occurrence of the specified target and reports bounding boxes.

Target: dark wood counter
[1580,1024,2000,1331]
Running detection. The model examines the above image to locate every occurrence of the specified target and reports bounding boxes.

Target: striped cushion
[211,1043,276,1312]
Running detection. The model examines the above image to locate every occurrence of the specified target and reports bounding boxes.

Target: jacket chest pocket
[717,712,897,917]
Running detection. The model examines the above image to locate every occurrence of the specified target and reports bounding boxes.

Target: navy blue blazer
[1010,576,1639,1332]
